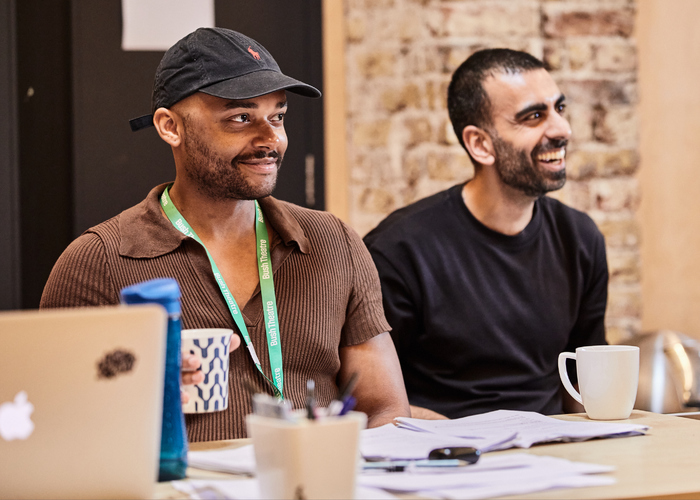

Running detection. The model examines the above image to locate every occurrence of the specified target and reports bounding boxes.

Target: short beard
[491,134,567,198]
[181,119,282,201]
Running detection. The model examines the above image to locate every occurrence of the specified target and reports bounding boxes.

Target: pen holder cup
[247,411,367,500]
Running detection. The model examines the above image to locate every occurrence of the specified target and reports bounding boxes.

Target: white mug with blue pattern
[181,328,233,413]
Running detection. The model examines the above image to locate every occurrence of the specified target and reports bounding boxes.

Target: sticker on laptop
[97,349,137,379]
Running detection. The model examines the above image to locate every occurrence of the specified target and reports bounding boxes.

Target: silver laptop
[0,305,167,499]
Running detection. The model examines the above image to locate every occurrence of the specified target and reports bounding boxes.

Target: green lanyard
[160,185,284,399]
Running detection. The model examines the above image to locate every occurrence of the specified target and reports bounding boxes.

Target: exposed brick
[547,179,591,212]
[356,50,396,78]
[403,117,434,148]
[380,83,422,112]
[398,12,429,42]
[445,3,540,38]
[560,79,635,106]
[353,120,392,148]
[402,45,442,76]
[591,177,639,212]
[605,321,639,344]
[597,218,640,248]
[595,42,637,72]
[425,79,450,111]
[593,105,638,147]
[565,150,598,180]
[350,151,393,183]
[365,0,395,8]
[440,118,460,146]
[346,16,366,43]
[402,149,426,189]
[426,148,473,182]
[543,42,565,71]
[567,41,593,71]
[566,103,594,143]
[608,249,641,284]
[543,7,635,38]
[567,149,639,179]
[607,285,642,319]
[358,187,398,214]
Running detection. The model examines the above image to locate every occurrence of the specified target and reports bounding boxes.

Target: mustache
[233,150,282,164]
[532,138,568,156]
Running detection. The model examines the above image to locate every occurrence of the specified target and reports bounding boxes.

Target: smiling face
[482,68,571,197]
[173,90,288,201]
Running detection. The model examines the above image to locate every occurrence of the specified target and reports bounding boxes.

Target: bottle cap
[120,277,182,314]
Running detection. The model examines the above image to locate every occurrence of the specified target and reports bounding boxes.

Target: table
[155,410,700,500]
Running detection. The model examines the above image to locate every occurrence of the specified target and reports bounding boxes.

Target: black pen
[306,379,317,420]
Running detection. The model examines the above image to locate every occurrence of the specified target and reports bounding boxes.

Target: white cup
[558,345,640,420]
[247,412,367,500]
[181,328,233,414]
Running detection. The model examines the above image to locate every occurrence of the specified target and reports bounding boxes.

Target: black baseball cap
[129,27,321,131]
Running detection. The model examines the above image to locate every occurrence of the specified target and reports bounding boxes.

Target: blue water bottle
[120,278,188,481]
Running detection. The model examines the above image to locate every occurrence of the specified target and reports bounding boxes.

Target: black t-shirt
[364,183,608,418]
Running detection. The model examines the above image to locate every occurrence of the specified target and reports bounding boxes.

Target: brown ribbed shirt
[40,184,390,440]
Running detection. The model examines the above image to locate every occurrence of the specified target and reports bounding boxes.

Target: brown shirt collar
[117,183,311,258]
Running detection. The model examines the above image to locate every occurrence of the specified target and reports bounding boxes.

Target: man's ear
[462,125,495,166]
[153,107,183,147]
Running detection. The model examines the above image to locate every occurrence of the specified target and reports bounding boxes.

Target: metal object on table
[626,330,700,414]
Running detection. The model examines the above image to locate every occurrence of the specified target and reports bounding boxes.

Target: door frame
[322,0,348,222]
[0,0,21,310]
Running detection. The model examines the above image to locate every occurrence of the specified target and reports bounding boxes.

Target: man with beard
[41,28,409,439]
[364,49,608,420]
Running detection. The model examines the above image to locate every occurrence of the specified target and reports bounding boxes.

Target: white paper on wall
[121,0,214,51]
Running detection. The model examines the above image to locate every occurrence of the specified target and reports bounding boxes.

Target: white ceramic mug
[558,345,640,420]
[181,328,233,414]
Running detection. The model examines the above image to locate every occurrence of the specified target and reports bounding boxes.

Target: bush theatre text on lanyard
[160,185,284,399]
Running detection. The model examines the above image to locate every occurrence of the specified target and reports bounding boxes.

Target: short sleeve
[40,232,119,308]
[339,222,391,347]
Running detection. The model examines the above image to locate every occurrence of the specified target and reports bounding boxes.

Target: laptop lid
[0,305,167,500]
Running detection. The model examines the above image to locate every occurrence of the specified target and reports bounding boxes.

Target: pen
[328,372,359,416]
[363,459,468,472]
[338,395,356,416]
[306,379,317,420]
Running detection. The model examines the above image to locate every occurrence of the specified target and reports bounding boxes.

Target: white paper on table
[395,409,649,450]
[187,444,256,475]
[358,453,614,493]
[430,473,615,500]
[172,478,398,500]
[121,0,215,51]
[361,423,517,459]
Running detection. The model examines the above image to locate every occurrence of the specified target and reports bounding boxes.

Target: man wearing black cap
[41,28,410,440]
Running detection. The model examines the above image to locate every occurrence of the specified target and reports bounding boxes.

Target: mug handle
[558,352,583,405]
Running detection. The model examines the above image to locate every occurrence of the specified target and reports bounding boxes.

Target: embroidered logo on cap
[248,46,261,60]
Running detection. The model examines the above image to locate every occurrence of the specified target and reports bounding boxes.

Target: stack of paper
[181,410,648,499]
[361,423,515,460]
[394,409,649,451]
[177,453,614,500]
[358,453,615,499]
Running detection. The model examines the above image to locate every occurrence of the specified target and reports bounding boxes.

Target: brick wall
[344,0,639,343]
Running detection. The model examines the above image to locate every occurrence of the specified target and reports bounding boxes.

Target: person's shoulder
[538,195,603,240]
[364,185,460,246]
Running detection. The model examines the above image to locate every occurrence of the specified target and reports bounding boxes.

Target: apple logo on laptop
[0,391,35,441]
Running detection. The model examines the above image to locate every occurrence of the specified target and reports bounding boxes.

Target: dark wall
[0,0,21,310]
[70,0,324,236]
[3,0,324,310]
[15,0,74,309]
